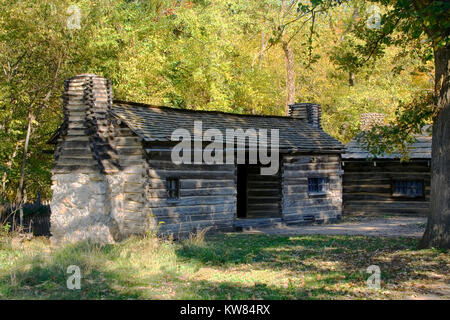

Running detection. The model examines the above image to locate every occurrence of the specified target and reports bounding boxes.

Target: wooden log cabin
[342,113,432,216]
[48,74,344,243]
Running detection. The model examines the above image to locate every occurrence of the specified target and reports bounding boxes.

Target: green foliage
[359,92,434,160]
[0,0,436,200]
[0,223,10,236]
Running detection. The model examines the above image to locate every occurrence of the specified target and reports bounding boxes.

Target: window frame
[391,179,425,199]
[166,177,180,200]
[307,176,329,197]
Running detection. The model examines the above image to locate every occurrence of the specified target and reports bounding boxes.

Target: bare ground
[242,216,427,238]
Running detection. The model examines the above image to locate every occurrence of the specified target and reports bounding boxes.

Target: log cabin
[342,113,432,217]
[48,74,344,243]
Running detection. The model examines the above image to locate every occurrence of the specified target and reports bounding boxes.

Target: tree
[252,0,339,114]
[0,0,128,205]
[421,36,449,248]
[341,0,449,248]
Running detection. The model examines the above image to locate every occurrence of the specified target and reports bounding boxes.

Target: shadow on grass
[0,241,131,299]
[0,238,354,299]
[176,233,419,272]
[175,233,449,295]
[0,233,447,299]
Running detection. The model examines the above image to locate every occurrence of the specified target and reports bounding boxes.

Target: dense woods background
[0,0,435,204]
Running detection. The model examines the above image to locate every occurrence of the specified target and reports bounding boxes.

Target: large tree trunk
[419,43,450,249]
[282,40,296,115]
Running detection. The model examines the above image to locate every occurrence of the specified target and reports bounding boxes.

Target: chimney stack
[289,103,322,129]
[360,113,384,131]
[58,74,115,173]
[51,74,118,244]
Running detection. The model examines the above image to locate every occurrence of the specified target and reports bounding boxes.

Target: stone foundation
[50,173,116,244]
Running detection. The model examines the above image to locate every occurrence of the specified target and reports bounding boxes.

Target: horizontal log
[150,203,236,217]
[343,185,392,193]
[118,159,145,167]
[147,196,236,207]
[117,147,144,155]
[61,140,91,149]
[58,148,93,156]
[146,179,235,189]
[283,154,340,164]
[57,155,96,163]
[65,128,90,136]
[283,196,341,207]
[283,162,340,171]
[344,172,429,180]
[147,169,235,180]
[283,169,343,178]
[344,200,429,208]
[62,135,90,142]
[344,162,429,173]
[116,154,143,161]
[157,212,233,224]
[147,159,235,171]
[114,137,140,146]
[52,164,100,174]
[343,207,429,215]
[235,217,282,228]
[147,187,236,198]
[343,193,428,201]
[283,208,341,217]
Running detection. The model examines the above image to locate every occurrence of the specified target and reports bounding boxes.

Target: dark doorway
[236,164,281,219]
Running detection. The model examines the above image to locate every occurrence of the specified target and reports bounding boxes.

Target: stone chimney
[50,74,119,244]
[360,113,384,131]
[56,74,117,172]
[289,103,322,129]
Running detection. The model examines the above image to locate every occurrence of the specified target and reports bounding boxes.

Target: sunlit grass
[0,230,448,300]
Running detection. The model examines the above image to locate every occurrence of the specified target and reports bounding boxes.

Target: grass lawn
[0,231,448,300]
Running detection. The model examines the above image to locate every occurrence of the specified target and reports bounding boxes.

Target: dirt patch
[242,216,427,238]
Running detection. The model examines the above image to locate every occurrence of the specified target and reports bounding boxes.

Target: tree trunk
[259,31,266,69]
[282,40,296,115]
[419,43,450,249]
[15,111,33,208]
[349,72,355,86]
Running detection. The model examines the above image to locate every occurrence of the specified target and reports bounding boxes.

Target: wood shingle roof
[343,125,432,159]
[110,100,344,153]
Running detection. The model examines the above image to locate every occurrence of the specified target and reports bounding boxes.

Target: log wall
[144,149,236,237]
[281,154,343,223]
[343,160,430,216]
[109,125,148,238]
